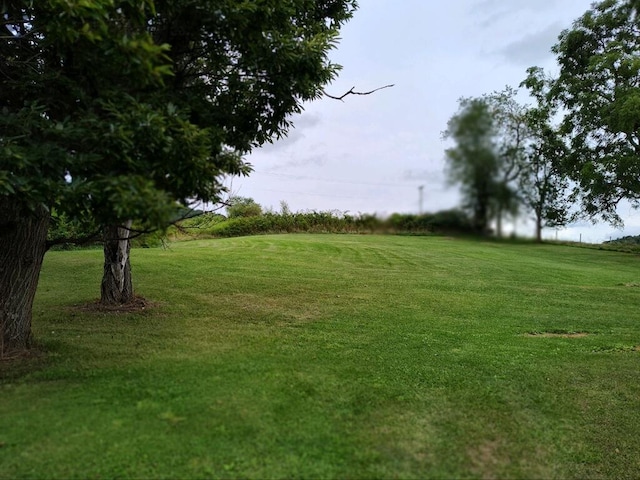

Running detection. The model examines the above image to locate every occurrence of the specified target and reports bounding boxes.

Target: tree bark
[100,221,134,305]
[535,214,543,243]
[0,200,50,357]
[496,207,503,238]
[474,194,490,235]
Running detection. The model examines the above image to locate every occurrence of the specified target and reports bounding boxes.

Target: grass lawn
[1,234,639,479]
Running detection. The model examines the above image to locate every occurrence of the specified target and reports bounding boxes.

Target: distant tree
[445,89,532,237]
[227,197,263,219]
[483,87,529,237]
[444,85,575,240]
[0,0,358,356]
[443,98,500,234]
[280,201,292,216]
[551,0,640,225]
[520,67,574,242]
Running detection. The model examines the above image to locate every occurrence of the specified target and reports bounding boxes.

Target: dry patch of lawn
[525,331,590,338]
[71,295,157,313]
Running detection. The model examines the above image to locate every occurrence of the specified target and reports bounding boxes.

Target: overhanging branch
[45,230,102,251]
[324,84,394,101]
[103,202,230,242]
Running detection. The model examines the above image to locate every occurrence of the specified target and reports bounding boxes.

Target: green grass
[2,234,640,479]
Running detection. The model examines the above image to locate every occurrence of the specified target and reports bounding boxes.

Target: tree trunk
[535,215,543,243]
[0,200,50,357]
[474,196,489,235]
[496,207,503,238]
[100,221,134,305]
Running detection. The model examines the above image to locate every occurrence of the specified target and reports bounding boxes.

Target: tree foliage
[226,196,263,219]
[482,87,529,236]
[1,1,176,223]
[443,98,500,234]
[444,85,574,240]
[520,68,574,241]
[552,0,640,224]
[1,0,357,229]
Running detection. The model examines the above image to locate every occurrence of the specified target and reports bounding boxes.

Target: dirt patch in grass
[525,331,589,338]
[0,346,46,363]
[468,439,504,480]
[72,295,157,313]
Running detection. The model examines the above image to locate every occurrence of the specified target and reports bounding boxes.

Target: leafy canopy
[552,0,640,223]
[0,0,357,229]
[226,196,262,219]
[519,68,573,234]
[443,98,500,233]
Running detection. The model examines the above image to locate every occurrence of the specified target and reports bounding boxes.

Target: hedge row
[48,208,475,248]
[175,209,473,239]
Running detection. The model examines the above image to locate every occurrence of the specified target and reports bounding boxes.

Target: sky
[231,0,640,243]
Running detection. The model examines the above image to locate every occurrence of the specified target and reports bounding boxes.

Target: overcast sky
[232,0,640,243]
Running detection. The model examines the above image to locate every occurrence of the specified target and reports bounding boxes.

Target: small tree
[226,197,263,219]
[443,98,500,234]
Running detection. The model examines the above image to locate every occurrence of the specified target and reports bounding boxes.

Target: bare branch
[45,230,102,251]
[324,84,394,102]
[104,203,231,242]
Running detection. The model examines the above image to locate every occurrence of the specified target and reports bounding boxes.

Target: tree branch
[45,230,102,251]
[103,203,230,242]
[324,84,394,101]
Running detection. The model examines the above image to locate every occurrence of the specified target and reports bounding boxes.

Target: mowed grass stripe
[1,234,639,478]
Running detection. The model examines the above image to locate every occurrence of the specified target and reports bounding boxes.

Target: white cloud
[258,113,323,153]
[499,22,564,66]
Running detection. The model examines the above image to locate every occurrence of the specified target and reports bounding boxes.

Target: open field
[1,234,640,479]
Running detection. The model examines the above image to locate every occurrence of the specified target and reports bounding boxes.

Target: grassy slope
[1,235,639,479]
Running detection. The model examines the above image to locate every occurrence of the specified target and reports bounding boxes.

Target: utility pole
[418,185,424,215]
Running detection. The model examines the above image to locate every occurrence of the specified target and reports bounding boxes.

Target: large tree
[99,0,359,304]
[444,87,573,240]
[1,0,175,355]
[520,68,574,242]
[445,89,532,238]
[552,0,640,224]
[0,0,357,356]
[483,87,529,237]
[443,98,500,234]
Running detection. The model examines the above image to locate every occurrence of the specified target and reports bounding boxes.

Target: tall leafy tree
[98,0,359,305]
[552,0,640,224]
[483,87,529,237]
[1,0,175,355]
[444,86,574,240]
[443,98,500,234]
[0,0,357,356]
[520,68,574,242]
